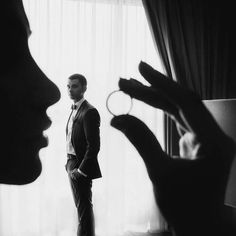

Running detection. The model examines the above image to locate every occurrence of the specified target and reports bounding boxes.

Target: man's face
[67,79,86,102]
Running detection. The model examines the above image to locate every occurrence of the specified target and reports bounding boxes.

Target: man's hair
[68,74,87,87]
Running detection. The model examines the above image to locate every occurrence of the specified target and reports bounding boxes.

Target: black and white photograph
[0,0,236,236]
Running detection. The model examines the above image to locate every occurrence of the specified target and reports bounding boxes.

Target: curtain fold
[0,1,167,235]
[142,0,236,164]
[142,0,236,99]
[142,0,173,80]
[142,0,236,226]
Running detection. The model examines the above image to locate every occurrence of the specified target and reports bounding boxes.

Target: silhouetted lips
[27,116,52,151]
[42,116,52,131]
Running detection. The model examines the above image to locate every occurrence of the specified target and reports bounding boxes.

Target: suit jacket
[66,100,102,179]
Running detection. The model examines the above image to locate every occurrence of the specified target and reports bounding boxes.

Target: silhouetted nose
[43,76,61,107]
[28,55,61,108]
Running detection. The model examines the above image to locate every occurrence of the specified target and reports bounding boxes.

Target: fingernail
[118,78,128,88]
[111,115,125,127]
[139,61,146,71]
[111,117,121,126]
[140,60,145,65]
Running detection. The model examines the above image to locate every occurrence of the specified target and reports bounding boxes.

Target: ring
[106,90,133,116]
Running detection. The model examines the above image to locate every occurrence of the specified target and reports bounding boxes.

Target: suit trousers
[66,157,95,236]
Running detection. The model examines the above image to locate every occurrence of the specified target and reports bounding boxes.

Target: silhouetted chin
[0,153,42,185]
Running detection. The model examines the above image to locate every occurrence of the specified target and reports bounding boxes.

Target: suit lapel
[73,100,87,122]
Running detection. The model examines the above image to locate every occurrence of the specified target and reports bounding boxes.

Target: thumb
[111,115,168,180]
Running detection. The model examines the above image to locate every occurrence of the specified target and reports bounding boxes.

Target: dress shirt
[66,98,87,177]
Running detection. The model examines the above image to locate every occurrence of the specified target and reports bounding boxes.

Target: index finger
[138,61,227,146]
[118,78,189,132]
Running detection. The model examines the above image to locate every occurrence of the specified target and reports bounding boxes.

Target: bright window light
[0,1,166,235]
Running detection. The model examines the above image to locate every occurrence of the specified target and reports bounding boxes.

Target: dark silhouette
[66,74,101,236]
[111,61,236,236]
[0,0,60,185]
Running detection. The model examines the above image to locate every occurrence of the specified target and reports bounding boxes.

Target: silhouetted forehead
[1,0,31,37]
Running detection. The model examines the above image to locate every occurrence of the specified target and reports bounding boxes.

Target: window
[0,0,166,235]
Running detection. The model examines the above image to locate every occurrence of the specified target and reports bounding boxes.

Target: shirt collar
[74,98,85,110]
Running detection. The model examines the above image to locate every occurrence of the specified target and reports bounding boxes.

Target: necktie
[71,104,77,110]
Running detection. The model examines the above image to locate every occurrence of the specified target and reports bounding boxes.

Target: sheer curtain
[0,0,166,235]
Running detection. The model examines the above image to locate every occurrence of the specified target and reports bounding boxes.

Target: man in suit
[66,74,101,236]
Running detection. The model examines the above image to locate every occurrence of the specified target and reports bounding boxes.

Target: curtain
[142,0,236,217]
[0,0,167,235]
[142,0,236,158]
[142,0,236,100]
